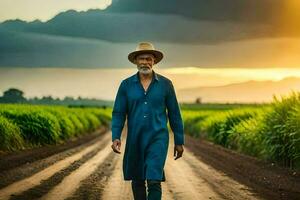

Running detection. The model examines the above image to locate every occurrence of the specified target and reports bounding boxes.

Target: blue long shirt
[111,70,184,181]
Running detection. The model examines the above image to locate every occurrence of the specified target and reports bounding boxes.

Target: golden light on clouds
[271,0,300,69]
[285,0,300,17]
[163,67,300,83]
[278,0,300,34]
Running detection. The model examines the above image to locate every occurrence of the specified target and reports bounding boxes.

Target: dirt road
[0,127,299,200]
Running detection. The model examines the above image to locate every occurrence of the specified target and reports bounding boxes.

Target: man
[111,42,184,200]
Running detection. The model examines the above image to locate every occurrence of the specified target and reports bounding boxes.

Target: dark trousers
[131,180,162,200]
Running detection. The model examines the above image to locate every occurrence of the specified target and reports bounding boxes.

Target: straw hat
[128,42,164,64]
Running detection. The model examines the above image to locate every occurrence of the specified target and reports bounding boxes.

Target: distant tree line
[0,88,113,108]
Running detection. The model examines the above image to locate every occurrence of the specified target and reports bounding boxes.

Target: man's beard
[137,65,152,75]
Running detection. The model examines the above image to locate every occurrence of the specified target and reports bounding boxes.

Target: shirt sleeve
[166,80,185,145]
[111,80,127,142]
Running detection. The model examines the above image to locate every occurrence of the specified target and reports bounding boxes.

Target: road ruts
[0,128,263,200]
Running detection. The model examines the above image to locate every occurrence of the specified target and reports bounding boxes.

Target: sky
[0,0,299,102]
[0,0,112,22]
[1,67,300,103]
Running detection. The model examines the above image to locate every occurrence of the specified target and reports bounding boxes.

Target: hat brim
[128,50,163,64]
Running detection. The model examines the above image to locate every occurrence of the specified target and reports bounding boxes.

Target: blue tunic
[111,70,184,181]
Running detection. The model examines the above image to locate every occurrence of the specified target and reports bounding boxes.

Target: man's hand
[111,139,121,154]
[174,145,184,160]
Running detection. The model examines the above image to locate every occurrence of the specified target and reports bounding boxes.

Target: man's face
[135,53,156,75]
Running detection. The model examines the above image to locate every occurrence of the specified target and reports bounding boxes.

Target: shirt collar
[133,70,159,82]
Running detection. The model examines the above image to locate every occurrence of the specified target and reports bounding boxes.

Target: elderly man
[111,42,184,200]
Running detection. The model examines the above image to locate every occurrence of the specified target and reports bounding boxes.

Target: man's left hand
[174,145,184,160]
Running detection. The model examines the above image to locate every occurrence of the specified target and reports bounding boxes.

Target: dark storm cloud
[0,0,298,68]
[107,0,282,23]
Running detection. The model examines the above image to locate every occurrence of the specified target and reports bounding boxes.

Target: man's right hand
[111,139,121,154]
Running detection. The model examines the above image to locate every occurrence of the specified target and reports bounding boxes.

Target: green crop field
[1,92,300,170]
[181,91,300,169]
[0,104,112,152]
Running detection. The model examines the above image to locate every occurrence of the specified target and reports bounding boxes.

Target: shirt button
[144,101,147,104]
[144,115,147,118]
[144,92,146,95]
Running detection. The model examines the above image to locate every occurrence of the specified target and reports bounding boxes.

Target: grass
[0,104,111,152]
[181,91,300,169]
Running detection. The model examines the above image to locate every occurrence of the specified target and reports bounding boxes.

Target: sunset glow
[278,0,300,34]
[163,67,300,82]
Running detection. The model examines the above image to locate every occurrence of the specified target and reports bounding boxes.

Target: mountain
[177,76,300,103]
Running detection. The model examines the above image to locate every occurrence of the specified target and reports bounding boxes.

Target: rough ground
[0,127,299,200]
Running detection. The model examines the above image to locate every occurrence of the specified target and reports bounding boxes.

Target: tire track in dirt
[66,151,119,200]
[0,128,107,189]
[0,131,111,200]
[185,135,300,200]
[0,127,108,172]
[9,140,110,200]
[101,126,133,200]
[182,149,262,200]
[41,138,112,200]
[164,135,262,200]
[101,148,133,200]
[0,128,269,200]
[63,123,130,199]
[164,141,223,199]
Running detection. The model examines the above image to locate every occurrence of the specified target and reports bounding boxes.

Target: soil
[0,127,299,200]
[184,135,300,200]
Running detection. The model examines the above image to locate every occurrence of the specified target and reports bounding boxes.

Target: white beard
[137,65,152,75]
